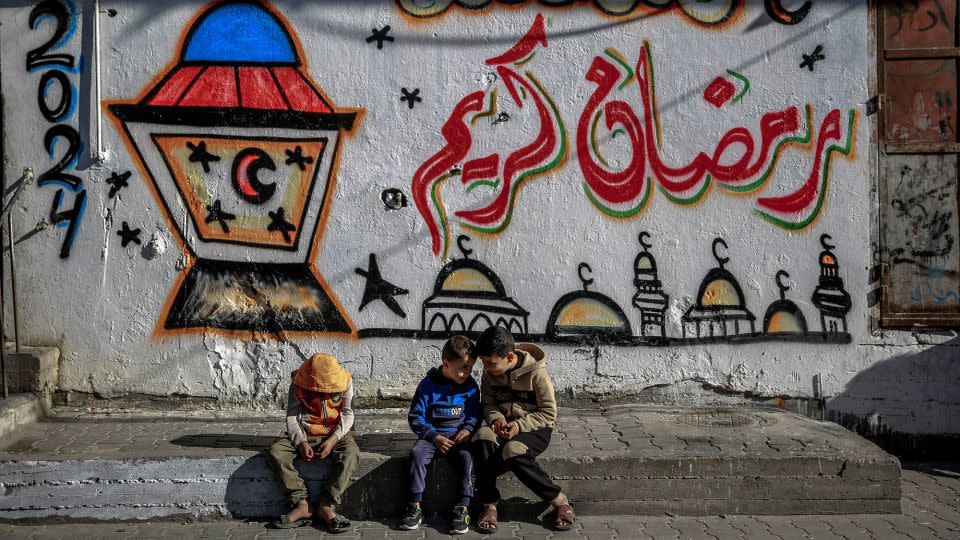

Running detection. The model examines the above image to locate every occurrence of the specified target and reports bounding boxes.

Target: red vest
[295,386,345,437]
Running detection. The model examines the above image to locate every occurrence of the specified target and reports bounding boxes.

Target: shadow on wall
[827,335,960,460]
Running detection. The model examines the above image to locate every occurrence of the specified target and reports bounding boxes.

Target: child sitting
[472,326,576,532]
[267,353,359,534]
[399,335,480,535]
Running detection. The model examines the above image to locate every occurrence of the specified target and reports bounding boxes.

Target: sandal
[272,513,312,529]
[319,513,351,534]
[476,504,498,534]
[552,503,576,531]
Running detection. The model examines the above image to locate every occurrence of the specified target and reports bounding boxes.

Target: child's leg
[319,433,361,507]
[500,428,562,502]
[266,438,310,507]
[471,425,507,505]
[452,443,474,507]
[408,439,437,504]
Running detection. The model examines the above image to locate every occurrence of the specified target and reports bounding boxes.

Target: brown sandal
[477,504,498,534]
[552,503,576,531]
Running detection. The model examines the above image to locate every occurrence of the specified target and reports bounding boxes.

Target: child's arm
[408,379,439,442]
[285,383,308,447]
[481,373,507,425]
[460,382,481,433]
[514,369,557,432]
[332,379,355,441]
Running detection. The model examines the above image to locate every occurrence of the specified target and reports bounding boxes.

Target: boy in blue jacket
[400,335,479,534]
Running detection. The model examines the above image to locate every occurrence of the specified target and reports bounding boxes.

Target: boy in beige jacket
[471,326,575,533]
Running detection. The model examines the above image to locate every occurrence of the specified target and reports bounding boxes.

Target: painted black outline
[682,238,757,339]
[38,69,72,122]
[147,133,328,252]
[231,147,278,204]
[109,104,356,131]
[811,234,852,334]
[545,290,633,340]
[764,0,812,25]
[355,253,409,318]
[632,231,669,338]
[27,0,76,71]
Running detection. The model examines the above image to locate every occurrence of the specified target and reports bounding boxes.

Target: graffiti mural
[359,235,852,345]
[577,40,857,228]
[107,0,362,336]
[27,0,87,259]
[411,13,566,257]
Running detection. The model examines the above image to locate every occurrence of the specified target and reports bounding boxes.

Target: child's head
[474,326,517,376]
[441,335,476,384]
[292,353,351,393]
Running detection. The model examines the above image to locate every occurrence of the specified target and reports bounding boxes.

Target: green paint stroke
[471,90,498,125]
[604,48,635,91]
[515,51,536,68]
[755,109,856,230]
[430,171,459,258]
[659,175,712,205]
[463,73,567,235]
[590,109,612,168]
[726,69,750,104]
[644,41,663,149]
[720,105,813,194]
[585,176,653,219]
[465,178,500,194]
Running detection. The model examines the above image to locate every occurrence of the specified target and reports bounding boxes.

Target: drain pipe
[7,211,18,353]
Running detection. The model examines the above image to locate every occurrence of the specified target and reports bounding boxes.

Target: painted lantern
[109,1,359,335]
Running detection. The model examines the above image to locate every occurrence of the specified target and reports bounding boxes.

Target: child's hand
[434,435,454,453]
[317,436,337,459]
[490,418,507,434]
[501,421,519,440]
[452,429,470,444]
[298,442,315,461]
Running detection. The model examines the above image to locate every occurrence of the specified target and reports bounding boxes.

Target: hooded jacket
[481,344,557,432]
[409,367,480,443]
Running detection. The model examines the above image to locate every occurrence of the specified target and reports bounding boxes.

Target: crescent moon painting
[231,147,278,205]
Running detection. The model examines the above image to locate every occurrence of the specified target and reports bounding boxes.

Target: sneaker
[399,504,422,530]
[449,505,470,535]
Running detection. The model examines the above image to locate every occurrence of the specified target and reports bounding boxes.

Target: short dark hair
[442,335,474,363]
[474,326,514,357]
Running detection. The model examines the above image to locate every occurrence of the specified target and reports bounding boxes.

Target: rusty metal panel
[884,59,958,143]
[882,153,960,322]
[884,0,958,49]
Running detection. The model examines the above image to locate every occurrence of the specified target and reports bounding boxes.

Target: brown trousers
[266,433,360,506]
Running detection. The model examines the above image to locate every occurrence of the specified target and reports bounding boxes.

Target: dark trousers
[266,433,360,506]
[409,439,474,504]
[472,426,561,504]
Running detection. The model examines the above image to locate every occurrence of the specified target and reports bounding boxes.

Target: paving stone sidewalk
[1,464,957,539]
[0,405,882,461]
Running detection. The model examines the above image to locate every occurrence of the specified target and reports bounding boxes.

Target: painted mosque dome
[432,259,508,297]
[546,263,632,340]
[763,271,808,335]
[695,270,747,309]
[422,236,529,335]
[635,252,656,272]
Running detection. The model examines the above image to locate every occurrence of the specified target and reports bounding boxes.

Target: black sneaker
[399,504,422,530]
[449,505,470,535]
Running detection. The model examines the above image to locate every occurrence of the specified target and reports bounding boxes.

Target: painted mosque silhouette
[359,233,852,345]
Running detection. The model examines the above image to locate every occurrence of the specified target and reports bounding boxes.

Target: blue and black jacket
[408,367,480,443]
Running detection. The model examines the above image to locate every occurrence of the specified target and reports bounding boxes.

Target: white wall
[1,0,957,436]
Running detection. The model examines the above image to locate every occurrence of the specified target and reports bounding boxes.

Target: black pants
[472,426,561,504]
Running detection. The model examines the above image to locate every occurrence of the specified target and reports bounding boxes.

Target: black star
[186,141,221,173]
[105,170,131,198]
[355,253,409,318]
[284,145,314,171]
[799,44,825,72]
[117,221,141,247]
[400,87,422,110]
[205,199,236,233]
[366,25,394,50]
[267,207,296,243]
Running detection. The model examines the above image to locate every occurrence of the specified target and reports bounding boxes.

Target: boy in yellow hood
[267,353,358,533]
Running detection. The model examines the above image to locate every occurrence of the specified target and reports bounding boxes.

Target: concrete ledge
[0,394,47,442]
[2,346,59,394]
[0,405,902,521]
